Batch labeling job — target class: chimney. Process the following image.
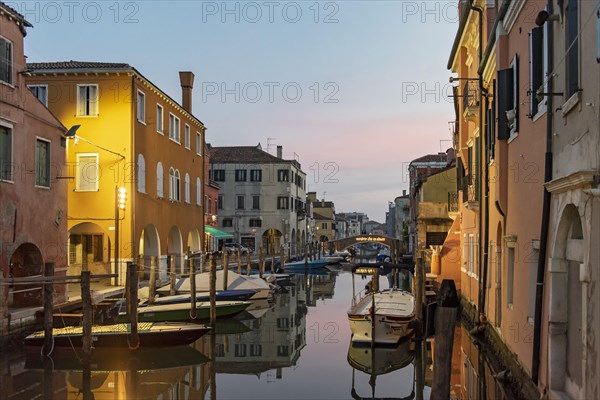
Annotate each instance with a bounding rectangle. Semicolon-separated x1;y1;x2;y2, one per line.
179;71;195;113
277;145;283;159
403;190;407;196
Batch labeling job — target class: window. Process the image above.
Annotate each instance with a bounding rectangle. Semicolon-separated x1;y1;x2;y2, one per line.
497;56;519;140
213;169;225;181
223;218;233;227
249;219;262;227
137;154;146;193
208;198;212;214
295;173;303;187
169;113;180;143
565;0;579;98
234;344;247;357
69;234;103;265
250;344;262;357
156;162;164;198
218;195;223;210
277;196;289;209
35;138;50;188
0;36;13;84
196;178;202;206
184;124;190;149
156;104;164;134
250;169;262;181
76;153;99;191
235;169;247;182
507;246;515;307
468;234;475;276
77;84;99;116
529;27;546;117
184;173;190;204
277;169;289;182
169;168;180;201
322;222;328;229
237;195;245;210
252;195;260;210
0;124;13;181
28;85;48;106
137;90;146;123
196;132;201;155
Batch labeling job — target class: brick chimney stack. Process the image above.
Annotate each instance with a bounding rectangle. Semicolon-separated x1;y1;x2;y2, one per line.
179;71;195;113
277;145;283;158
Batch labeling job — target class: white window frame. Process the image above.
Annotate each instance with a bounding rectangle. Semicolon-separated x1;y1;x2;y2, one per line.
35;137;51;189
28;84;49;107
76;84;99;117
196;177;201;206
156;162;164;198
0;35;13;85
75;153;99;192
0;121;14;182
169;167;180;201
169;113;180;143
137;90;146;124
184;124;191;149
196;132;202;155
184;173;190;204
156;104;164;134
137;154;146;193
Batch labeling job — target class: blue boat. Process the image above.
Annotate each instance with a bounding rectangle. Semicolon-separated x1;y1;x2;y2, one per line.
280;258;329;271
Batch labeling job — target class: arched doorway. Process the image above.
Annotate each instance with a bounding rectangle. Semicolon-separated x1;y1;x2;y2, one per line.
263;229;282;255
548;204;584;398
139;224;160;280
168;226;183;273
8;243;44;308
69;223;109;276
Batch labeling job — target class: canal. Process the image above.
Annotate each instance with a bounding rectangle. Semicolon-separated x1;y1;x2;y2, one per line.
1;268;511;399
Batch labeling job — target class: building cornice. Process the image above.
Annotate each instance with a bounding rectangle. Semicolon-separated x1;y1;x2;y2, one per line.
502;0;525;35
545;171;597;194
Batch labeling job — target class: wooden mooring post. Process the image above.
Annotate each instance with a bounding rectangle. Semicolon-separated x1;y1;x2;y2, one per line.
430;280;459;400
127;262;139;349
190;256;197;319
81;270;92;358
169;255;176;296
148;256;157;304
237;249;242;275
223;246;229;291
270;251;275;274
259;248;265;279
246;251;251;276
414;252;425;337
280;245;285;270
43;262;54;356
209;255;217;326
304;244;308;269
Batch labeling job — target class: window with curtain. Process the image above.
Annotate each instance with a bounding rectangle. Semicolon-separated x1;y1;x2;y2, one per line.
77;84;99;116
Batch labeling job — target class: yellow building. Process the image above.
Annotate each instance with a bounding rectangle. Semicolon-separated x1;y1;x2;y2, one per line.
25;62;206;286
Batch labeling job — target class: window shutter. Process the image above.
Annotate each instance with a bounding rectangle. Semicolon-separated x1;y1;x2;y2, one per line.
497;68;512;140
513;55;519;133
529;28;544;117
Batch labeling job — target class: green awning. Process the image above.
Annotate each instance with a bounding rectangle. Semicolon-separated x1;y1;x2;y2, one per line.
205;226;234;239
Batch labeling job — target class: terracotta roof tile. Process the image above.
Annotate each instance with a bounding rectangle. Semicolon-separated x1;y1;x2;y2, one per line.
26;61;131;72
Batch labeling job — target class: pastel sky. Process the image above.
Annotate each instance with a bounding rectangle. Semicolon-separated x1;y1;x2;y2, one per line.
18;0;458;222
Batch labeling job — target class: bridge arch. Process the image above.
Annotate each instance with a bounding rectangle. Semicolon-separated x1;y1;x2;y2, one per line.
328;234;403;255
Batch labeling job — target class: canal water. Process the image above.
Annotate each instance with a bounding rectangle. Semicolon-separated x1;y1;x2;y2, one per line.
1;268;504;399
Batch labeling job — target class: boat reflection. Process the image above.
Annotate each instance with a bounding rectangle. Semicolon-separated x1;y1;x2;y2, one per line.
348;339;417;400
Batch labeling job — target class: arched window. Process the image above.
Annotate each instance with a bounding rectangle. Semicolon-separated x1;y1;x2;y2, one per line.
156;162;163;198
184;173;190;204
137;154;146;193
196;178;202;206
169;167;176;201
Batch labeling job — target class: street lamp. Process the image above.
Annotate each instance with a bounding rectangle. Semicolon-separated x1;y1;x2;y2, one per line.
115;186;126;283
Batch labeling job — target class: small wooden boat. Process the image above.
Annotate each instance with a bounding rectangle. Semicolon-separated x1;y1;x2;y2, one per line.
281;258;329;271
144;290;257;305
348;289;415;345
116;300;251;323
23;322;210;352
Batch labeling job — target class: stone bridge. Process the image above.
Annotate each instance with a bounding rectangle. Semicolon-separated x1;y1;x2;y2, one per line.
327;235;404;261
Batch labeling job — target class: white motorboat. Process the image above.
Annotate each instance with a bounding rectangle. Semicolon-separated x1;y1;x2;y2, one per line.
347;289;415;345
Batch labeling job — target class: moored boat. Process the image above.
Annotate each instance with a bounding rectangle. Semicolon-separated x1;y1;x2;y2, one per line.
280;258;329;271
116;300;251;323
23;322;210;352
143;290;257;306
348;289;415;345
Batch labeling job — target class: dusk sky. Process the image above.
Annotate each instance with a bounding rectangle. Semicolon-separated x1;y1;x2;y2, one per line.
18;0;458;222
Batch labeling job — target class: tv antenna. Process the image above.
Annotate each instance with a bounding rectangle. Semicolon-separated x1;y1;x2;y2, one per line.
267;137;276;154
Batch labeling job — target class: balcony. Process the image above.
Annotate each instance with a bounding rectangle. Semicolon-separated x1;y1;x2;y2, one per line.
462;81;480;122
447;191;459;220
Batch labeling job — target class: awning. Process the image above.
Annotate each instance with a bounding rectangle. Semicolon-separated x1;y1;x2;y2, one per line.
205;226;234;239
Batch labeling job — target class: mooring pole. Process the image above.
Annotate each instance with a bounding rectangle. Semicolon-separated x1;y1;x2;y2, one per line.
43;262;54;355
127;262;139;349
223;246;229;291
209;255;217;326
430;280;459;400
81;270;92;358
190;255;197;319
237;249;242;274
169;255;176;296
246;251;251;276
148;256;157;304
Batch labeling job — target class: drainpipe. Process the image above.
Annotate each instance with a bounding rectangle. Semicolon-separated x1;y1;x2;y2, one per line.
532;0;554;385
